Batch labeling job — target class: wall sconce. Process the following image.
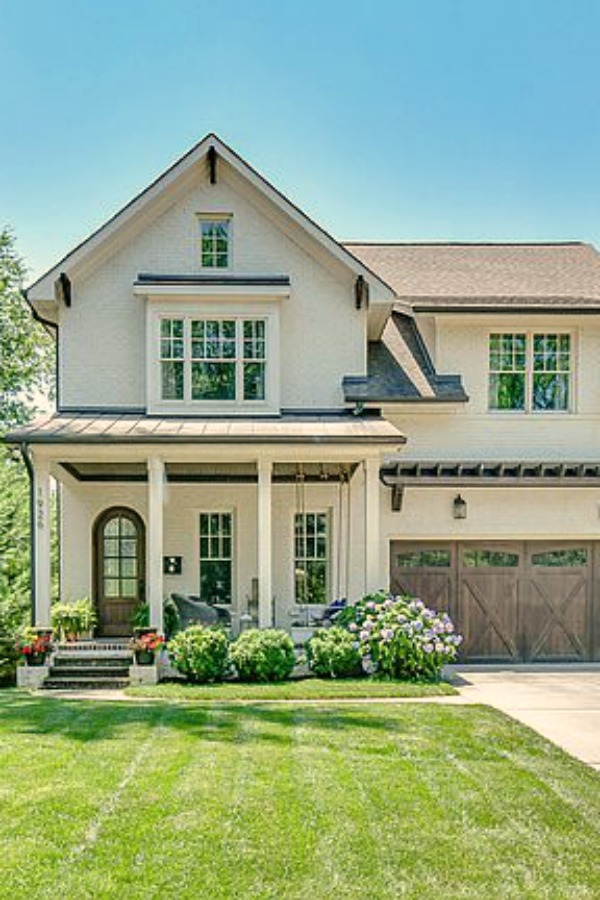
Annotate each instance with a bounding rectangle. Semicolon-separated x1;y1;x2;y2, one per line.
453;495;467;519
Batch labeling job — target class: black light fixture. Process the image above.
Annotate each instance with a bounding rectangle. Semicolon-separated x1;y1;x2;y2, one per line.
453;494;467;519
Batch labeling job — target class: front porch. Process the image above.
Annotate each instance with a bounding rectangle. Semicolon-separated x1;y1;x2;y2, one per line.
19;413;403;637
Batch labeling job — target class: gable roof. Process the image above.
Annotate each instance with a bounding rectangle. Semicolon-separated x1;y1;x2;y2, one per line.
27;134;395;303
344;242;600;310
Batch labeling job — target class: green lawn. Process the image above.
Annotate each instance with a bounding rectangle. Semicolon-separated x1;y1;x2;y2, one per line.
1;692;599;899
126;677;457;701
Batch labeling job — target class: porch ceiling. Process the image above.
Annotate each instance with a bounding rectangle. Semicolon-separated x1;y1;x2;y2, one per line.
60;461;360;483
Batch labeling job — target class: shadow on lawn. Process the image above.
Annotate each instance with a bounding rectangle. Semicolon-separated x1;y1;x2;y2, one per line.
0;691;464;747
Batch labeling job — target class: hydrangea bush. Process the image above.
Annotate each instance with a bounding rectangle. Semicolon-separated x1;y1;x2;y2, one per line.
342;592;462;681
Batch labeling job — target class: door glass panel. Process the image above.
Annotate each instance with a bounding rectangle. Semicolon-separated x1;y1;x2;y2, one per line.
396;550;451;568
101;514;140;599
463;549;519;567
531;549;588;567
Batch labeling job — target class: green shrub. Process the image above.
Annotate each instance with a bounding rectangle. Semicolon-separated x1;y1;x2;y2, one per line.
52;598;97;641
167;625;229;683
131;598;181;638
306;627;363;678
0;596;27;685
230;629;296;682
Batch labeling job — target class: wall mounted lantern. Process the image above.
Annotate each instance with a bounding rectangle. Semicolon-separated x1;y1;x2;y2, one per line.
453;495;467;519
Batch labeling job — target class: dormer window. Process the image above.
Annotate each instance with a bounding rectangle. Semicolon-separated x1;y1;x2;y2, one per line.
199;215;231;268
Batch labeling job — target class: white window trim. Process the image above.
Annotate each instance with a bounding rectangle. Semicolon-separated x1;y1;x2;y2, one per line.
198;508;236;606
197;213;233;271
147;299;281;415
291;507;333;608
487;328;577;415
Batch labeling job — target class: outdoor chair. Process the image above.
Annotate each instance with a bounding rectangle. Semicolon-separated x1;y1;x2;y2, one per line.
171;593;232;629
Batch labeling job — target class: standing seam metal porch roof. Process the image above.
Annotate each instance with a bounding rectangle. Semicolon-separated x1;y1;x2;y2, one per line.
5;413;405;445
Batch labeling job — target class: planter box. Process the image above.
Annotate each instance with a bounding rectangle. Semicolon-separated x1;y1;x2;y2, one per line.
17;663;51;689
129;664;159;686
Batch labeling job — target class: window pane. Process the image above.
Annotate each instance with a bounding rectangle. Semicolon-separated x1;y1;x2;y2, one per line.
105;518;119;537
532;549;588;567
533;373;569;411
200;219;230;268
396;550;451;568
104;558;119;577
489;373;525;410
120;517;136;536
104;578;120;597
104;537;119;558
463;550;519;567
121;579;138;598
200;560;232;604
121;539;137;558
243;362;265;400
162;361;184;400
121;557;137;578
191;362;235;400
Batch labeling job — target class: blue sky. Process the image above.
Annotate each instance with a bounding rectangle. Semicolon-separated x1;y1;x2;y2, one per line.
2;0;600;281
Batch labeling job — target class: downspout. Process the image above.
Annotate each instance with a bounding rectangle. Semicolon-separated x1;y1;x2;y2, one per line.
20;442;36;626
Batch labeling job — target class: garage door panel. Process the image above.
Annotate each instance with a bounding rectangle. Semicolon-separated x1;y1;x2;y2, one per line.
390;544;456;618
526;545;591;661
460;575;519;660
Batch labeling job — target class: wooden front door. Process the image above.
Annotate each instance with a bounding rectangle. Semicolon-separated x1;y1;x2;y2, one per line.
94;507;145;636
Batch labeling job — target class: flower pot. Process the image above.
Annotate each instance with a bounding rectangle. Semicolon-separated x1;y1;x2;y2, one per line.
26;653;47;667
135;650;155;666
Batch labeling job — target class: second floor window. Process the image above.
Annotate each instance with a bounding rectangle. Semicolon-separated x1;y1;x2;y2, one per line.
200;217;230;268
160;317;266;403
489;333;571;412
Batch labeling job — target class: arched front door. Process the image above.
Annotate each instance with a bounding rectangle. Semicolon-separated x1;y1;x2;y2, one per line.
94;507;145;636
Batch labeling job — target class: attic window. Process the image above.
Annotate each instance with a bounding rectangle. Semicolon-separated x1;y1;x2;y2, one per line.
199;216;231;268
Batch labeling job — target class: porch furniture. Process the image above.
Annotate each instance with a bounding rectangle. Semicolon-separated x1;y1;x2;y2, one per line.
308;598;348;628
171;594;232;629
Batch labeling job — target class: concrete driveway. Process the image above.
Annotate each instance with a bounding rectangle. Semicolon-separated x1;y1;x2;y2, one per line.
452;666;600;770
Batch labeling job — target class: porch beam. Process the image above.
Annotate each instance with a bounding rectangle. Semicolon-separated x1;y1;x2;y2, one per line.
33;456;52;627
257;459;273;628
364;456;382;594
147;456;165;634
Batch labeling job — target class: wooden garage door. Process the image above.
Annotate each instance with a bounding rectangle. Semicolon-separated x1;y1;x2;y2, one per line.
390;541;596;662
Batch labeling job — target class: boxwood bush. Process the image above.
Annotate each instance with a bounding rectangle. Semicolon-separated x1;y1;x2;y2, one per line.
167;625;229;683
230;628;296;682
306;627;363;678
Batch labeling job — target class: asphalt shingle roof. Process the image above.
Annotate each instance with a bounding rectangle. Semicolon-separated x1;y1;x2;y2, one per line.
343;242;600;308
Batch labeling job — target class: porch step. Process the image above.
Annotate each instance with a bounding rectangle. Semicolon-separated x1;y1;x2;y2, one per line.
43;676;130;690
41;641;135;690
52;654;133;666
50;665;131;678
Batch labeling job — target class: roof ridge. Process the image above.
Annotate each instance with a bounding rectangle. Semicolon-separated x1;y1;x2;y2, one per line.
343;241;587;247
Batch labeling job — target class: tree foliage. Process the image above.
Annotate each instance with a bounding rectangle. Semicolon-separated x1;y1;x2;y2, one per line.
0;229;55;678
0;228;53;430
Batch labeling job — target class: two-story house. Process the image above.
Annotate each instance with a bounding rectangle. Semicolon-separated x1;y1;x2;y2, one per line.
8;134;600;662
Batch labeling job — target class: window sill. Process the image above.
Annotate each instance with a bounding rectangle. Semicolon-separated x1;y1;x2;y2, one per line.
148;400;280;417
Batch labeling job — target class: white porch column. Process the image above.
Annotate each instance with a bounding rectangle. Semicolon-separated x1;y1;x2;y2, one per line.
257;459;273;628
147;456;165;634
33;457;52;627
364;456;382;594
